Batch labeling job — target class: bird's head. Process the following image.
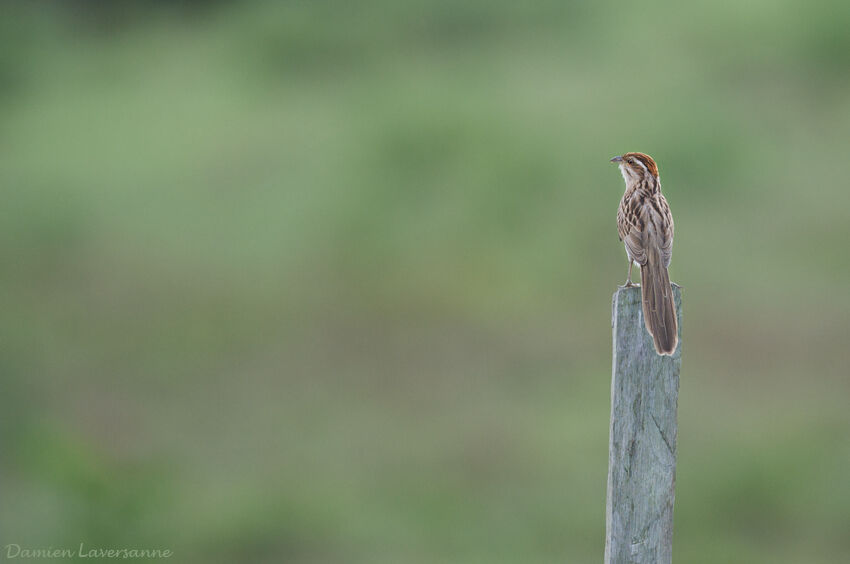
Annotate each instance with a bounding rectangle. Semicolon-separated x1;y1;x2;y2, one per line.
610;152;659;185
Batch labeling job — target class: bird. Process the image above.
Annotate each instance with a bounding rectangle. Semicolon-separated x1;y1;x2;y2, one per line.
610;152;678;356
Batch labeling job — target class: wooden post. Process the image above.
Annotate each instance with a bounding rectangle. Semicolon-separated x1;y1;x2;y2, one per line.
605;284;682;564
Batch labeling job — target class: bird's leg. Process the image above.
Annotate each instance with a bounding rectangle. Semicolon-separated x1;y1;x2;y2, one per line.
623;260;635;288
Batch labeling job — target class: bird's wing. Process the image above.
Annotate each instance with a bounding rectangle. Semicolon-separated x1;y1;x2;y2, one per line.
656;194;674;267
618;196;647;265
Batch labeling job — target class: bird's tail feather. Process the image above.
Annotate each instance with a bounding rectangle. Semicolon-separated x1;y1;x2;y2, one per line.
640;247;678;355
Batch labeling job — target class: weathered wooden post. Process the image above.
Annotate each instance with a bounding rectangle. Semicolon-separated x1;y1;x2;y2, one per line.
605;284;682;564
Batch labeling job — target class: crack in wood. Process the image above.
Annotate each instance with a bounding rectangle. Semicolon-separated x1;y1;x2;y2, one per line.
651;413;675;458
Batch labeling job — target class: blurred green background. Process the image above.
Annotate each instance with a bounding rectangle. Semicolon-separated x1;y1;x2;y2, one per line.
1;1;849;562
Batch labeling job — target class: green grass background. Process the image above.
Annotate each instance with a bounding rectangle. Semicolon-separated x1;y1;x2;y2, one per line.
1;1;849;562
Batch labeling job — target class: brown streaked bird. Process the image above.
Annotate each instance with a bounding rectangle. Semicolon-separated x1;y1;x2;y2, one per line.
610;152;678;356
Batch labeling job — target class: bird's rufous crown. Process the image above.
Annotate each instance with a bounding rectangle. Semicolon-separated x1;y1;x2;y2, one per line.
621;152;659;178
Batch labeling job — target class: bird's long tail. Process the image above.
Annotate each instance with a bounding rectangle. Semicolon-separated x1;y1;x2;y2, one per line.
640;246;678;355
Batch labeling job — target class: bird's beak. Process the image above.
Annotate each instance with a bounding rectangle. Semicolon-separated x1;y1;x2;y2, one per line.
610;155;623;163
